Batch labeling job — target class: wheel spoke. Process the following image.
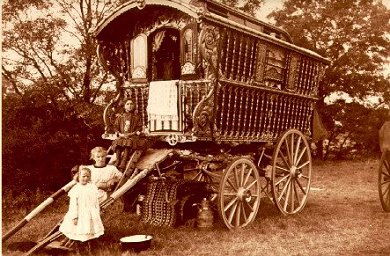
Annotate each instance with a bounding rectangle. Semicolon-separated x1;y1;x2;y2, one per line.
295;178;308;195
193;171;202;181
382;183;390;196
243;199;254;213
226;177;238;192
224;196;238;212
293;180;300;206
284;139;293;164
275;173;290;186
283;181;291;211
245;179;258;190
293;136;302;165
227;200;238;223
297;160;310;170
240;164;246;187
276;164;290;174
234;166;240;188
384;159;390;171
290;133;295;162
278;176;292;201
241;202;249;223
243;167;253;187
296;147;307;167
224;192;238;196
290;179;295;212
235;201;242;227
279;150;291;169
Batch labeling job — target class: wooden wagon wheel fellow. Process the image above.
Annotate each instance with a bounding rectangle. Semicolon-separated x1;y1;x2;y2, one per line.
218;158;261;229
378;149;390;212
271;129;312;215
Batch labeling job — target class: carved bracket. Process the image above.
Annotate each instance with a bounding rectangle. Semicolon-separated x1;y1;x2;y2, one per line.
199;23;220;81
192;88;215;138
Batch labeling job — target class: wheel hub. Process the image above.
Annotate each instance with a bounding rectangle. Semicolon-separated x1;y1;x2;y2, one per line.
237;187;252;202
290;165;302;178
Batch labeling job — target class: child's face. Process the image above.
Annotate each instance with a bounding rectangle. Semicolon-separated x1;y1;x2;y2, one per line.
124;100;135;112
93;152;106;167
79;170;91;185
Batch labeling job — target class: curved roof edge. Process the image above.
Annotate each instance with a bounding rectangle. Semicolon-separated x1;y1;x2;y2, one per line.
93;0;200;37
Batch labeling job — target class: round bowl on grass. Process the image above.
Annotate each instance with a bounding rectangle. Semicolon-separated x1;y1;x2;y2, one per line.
120;235;153;252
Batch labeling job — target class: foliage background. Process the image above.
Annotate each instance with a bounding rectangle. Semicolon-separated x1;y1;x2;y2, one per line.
2;0;390;194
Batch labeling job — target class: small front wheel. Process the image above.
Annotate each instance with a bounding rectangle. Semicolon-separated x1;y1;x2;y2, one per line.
218;158;261;229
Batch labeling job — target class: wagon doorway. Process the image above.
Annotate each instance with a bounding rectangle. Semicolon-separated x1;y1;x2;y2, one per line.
150;28;181;81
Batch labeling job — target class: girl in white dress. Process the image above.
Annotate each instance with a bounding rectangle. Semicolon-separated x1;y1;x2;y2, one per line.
59;167;104;242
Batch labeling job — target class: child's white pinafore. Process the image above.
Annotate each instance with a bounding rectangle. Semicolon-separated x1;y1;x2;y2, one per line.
59;183;104;241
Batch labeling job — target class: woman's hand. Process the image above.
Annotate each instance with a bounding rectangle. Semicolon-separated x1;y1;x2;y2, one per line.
73;218;78;225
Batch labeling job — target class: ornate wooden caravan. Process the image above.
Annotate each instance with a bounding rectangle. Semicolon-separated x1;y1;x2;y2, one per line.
93;0;329;229
95;0;328;145
2;2;330;250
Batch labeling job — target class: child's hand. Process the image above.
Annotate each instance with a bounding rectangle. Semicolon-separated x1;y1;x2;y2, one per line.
107;180;116;190
73;218;78;225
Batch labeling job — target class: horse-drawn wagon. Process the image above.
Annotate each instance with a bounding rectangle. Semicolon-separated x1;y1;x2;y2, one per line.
94;0;329;227
3;0;330;253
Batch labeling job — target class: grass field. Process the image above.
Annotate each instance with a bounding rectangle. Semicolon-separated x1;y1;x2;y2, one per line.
2;159;390;256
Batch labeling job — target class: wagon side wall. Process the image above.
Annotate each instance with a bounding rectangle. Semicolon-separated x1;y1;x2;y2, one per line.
195;21;326;143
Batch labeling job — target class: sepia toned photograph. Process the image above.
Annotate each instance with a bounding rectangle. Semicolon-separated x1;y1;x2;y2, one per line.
2;0;390;255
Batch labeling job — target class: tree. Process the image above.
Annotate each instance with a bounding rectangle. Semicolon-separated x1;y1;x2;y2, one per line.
2;0;127;192
269;0;390;159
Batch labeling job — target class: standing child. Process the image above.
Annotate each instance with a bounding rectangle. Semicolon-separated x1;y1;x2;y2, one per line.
88;146;123;203
59;167;104;244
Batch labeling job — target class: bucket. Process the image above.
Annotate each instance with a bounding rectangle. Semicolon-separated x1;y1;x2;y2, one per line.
120;235;153;252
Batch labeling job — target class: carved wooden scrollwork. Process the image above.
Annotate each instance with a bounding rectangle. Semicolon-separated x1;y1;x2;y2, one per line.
103;93;122;134
286;52;300;92
199;23;220;80
192;88;215;138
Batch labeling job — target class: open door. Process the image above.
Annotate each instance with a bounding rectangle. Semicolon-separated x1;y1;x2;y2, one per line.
149;28;180;81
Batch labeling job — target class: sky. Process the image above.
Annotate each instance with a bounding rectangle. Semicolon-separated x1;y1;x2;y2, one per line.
256;0;284;22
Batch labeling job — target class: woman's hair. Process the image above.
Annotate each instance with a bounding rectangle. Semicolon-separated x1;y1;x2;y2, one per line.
90;146;107;160
121;97;133;106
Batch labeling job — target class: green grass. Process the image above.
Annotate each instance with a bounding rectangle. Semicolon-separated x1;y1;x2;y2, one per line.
2;159;390;256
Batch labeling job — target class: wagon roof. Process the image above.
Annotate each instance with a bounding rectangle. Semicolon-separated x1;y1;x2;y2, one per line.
93;0;329;64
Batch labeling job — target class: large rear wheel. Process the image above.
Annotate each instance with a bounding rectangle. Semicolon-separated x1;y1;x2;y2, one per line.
218;158;261;229
378;149;390;212
271;129;312;215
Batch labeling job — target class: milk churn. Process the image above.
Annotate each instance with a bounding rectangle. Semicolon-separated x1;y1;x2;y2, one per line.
197;198;213;229
136;195;145;216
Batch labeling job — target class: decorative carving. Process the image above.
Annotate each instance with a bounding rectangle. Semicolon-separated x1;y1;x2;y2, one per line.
192;88;215;138
136;0;146;9
286;52;299;92
103;93;122;135
255;44;266;82
181;62;195;75
132;66;146;78
199;24;220;80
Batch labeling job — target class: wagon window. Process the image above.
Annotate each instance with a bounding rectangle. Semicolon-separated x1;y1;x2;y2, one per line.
131;34;147;79
184;29;193;62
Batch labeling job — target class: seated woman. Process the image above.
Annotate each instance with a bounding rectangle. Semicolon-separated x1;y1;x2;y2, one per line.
112;98;144;171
